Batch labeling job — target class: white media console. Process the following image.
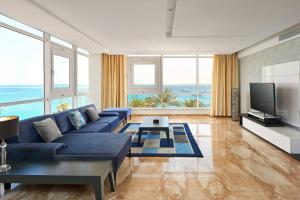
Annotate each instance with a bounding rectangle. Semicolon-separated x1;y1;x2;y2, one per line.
240;115;300;155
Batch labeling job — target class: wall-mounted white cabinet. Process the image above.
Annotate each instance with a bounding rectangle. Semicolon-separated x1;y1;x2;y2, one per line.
262;61;300;127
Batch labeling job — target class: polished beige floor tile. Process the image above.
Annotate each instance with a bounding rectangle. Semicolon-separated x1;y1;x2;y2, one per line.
2;115;300;200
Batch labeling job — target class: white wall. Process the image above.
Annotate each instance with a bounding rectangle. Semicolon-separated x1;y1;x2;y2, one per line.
262;61;300;127
238;36;300;116
89;53;101;110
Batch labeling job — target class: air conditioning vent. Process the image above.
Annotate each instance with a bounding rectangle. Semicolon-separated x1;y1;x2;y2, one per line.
279;24;300;41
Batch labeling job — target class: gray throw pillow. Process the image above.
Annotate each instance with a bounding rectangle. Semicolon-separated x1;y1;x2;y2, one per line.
86;107;100;122
33;118;63;143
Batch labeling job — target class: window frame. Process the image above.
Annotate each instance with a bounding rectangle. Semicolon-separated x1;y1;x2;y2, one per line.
76;51;89;96
0;18;46;118
127;55;213;110
127;57;161;94
50;44;74;98
0;14;91;119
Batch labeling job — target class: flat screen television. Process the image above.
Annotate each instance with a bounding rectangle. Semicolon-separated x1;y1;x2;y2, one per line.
250;83;276;116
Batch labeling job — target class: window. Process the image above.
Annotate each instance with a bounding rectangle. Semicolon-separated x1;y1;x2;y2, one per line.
128;57;160;94
77;54;89;94
127;56;213;109
133;64;156;86
0;26;44;103
76;49;89;107
50;46;74;97
163;58;197;108
53;55;70;88
128;93;159;108
198;58;213;108
77;48;89;55
51;97;73;113
0;14;91;120
0;14;43;37
50;36;72;49
0;102;44;120
77;95;89;107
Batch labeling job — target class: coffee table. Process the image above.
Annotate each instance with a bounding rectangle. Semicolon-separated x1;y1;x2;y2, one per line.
137;116;170;145
0;160;115;200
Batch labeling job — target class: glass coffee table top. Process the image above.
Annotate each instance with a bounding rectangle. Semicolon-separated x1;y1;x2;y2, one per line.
140;116;169;128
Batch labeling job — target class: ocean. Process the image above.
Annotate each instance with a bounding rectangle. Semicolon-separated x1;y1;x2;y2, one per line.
128;84;211;108
0;85;88;120
0;84;211;119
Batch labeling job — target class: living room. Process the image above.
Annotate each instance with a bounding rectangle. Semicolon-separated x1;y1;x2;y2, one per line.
0;0;300;200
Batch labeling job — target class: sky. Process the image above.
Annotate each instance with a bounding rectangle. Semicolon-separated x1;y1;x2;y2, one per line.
133;57;213;86
0;25;89;86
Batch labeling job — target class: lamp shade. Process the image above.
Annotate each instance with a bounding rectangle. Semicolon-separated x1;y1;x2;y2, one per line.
0;116;19;139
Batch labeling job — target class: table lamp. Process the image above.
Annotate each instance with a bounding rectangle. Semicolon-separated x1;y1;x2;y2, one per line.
0;116;19;172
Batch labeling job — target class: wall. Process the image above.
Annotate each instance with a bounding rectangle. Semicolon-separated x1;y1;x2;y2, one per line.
239;37;300;114
89;53;101;110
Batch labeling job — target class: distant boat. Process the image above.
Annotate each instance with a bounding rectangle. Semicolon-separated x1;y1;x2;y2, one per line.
181;88;190;93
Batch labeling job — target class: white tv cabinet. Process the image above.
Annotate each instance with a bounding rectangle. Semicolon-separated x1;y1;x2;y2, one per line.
240;115;300;155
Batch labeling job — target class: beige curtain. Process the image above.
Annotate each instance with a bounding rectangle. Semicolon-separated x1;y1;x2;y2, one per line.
101;53;127;109
210;53;238;116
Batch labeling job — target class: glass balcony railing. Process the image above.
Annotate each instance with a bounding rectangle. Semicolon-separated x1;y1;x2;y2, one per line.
128;84;211;109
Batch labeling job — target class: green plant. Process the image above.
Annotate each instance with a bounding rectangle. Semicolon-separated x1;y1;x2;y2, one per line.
184;99;197;107
157;88;179;107
130;97;146;107
144;96;159;107
198;100;205;107
57;102;69;112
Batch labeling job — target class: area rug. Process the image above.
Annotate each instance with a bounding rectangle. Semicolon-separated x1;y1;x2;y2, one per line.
119;123;203;157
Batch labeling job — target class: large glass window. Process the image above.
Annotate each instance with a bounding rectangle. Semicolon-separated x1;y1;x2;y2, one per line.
0;26;44;103
0;14;91;120
198;58;213;108
163;58;197;108
127;56;213;109
0;14;43;37
53;55;70;88
77;95;89;107
128;93;159;108
50;36;72;49
51;97;73;113
133;64;156;86
0;102;44;120
77;54;89;93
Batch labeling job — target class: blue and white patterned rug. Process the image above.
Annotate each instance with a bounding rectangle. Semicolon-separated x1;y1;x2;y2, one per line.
119;123;203;157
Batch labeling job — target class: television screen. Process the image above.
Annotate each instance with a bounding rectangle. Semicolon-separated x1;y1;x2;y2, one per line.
250;83;276;116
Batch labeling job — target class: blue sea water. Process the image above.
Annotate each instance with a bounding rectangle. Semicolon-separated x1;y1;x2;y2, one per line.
0;84;211;120
128;84;212;108
0;85;89;120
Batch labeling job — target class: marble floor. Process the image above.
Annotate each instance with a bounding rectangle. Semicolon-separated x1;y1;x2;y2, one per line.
2;115;300;200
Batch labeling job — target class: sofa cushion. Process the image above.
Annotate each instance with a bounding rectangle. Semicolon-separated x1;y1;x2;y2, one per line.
53;132;132;172
66;122;109;133
33;118;63;143
53;109;75;133
97;116;120;131
68;110;86;130
78;104;97;122
18;115;57;143
85;107;100;122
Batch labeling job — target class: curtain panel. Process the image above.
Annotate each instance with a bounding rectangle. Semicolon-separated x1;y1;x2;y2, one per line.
210;53;238;116
101;53;127;109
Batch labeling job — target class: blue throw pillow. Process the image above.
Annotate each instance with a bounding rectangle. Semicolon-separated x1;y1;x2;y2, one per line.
68;110;86;130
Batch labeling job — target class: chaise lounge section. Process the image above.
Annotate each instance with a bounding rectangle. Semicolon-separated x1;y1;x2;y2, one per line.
7;104;132;176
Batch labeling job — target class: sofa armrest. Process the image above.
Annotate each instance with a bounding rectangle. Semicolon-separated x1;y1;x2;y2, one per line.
7;143;65;161
99;111;119;117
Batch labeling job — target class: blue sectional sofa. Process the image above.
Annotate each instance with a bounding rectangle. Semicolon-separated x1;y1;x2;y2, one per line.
7;104;132;176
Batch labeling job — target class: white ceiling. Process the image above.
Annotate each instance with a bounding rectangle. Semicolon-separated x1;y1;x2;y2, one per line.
0;0;300;54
